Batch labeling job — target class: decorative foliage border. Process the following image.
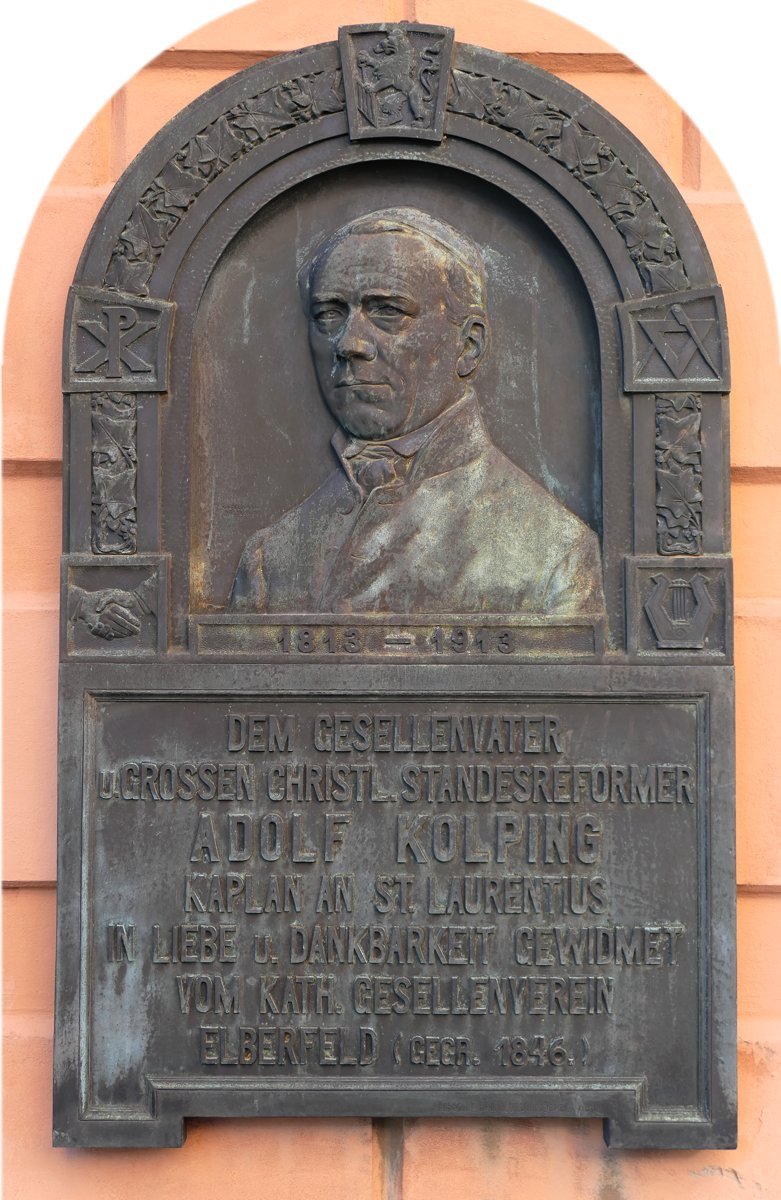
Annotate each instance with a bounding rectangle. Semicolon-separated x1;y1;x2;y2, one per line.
655;391;702;554
104;70;346;295
447;69;689;295
91;392;137;553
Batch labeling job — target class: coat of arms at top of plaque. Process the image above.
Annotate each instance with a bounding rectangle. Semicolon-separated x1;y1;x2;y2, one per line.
339;23;454;141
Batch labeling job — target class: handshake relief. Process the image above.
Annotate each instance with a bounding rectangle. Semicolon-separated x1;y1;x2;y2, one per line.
69;577;156;640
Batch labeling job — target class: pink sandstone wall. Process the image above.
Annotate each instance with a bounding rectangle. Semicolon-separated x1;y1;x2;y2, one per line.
4;2;780;1195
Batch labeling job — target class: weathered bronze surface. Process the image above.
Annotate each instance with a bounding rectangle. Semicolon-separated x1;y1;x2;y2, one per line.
228;207;605;616
55;23;736;1149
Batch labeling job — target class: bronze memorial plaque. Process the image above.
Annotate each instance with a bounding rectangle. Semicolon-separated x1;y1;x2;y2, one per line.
55;24;736;1149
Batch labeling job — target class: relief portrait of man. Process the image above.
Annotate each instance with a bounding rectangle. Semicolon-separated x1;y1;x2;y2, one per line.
229;207;605;617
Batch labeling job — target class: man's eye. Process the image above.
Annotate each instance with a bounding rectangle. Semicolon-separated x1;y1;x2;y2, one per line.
313;307;344;328
370;302;409;319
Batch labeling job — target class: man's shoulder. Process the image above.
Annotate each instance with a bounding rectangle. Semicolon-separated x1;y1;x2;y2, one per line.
476;443;604;612
240;467;353;553
230;467;354;610
473;442;598;548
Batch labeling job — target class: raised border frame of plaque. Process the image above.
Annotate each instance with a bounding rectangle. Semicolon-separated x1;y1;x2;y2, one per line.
55;24;736;1149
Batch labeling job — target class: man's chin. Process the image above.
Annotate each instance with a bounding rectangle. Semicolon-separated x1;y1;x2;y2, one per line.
330;395;406;440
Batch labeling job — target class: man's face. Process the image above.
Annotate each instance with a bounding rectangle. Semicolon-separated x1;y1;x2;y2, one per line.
308;230;471;440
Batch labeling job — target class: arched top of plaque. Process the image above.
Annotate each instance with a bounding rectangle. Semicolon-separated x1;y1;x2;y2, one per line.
71;27;719;303
62;23;731;663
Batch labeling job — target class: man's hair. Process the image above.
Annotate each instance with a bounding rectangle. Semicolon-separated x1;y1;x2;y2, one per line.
299;207;488;326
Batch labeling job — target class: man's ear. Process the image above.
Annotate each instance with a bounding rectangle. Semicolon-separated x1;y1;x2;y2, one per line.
456;316;488;378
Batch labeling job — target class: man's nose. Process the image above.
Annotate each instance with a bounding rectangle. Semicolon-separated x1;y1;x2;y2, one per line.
335;310;376;360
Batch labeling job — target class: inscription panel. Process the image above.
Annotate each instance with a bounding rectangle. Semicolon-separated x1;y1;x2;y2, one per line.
77;692;704;1129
